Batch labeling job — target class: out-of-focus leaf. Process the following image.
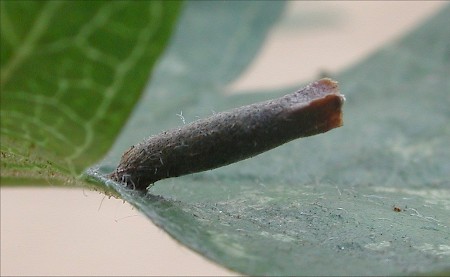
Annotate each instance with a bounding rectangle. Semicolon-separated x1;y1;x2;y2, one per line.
90;3;450;276
0;1;181;184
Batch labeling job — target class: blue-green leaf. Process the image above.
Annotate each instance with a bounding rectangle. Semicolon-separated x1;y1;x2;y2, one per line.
90;3;450;275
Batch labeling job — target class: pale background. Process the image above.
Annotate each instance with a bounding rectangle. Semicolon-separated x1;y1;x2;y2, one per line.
1;2;447;276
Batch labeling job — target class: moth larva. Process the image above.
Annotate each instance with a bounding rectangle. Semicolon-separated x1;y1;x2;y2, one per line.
110;78;345;191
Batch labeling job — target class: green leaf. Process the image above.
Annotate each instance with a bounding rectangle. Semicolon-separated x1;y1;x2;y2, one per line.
0;1;181;183
90;3;450;276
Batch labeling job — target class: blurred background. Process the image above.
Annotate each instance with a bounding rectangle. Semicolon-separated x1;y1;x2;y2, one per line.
1;1;446;276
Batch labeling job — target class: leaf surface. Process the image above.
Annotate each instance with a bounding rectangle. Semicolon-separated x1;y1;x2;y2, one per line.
1;1;181;183
91;3;450;276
